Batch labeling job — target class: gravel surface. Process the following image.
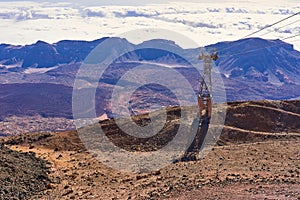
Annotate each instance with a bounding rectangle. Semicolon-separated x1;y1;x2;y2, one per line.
0;144;51;200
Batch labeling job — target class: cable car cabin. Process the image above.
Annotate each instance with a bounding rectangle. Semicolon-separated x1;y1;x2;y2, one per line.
211;52;218;61
198;93;212;119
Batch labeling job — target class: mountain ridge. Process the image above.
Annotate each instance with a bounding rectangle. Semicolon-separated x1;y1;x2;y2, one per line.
0;37;299;120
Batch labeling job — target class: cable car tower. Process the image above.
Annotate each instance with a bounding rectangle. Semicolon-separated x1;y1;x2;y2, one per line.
179;48;218;162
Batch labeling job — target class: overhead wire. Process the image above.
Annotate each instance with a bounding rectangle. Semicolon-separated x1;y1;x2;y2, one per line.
259;19;300;37
218;33;300;58
282;33;300;40
215;11;300;53
241;11;300;39
289;38;300;43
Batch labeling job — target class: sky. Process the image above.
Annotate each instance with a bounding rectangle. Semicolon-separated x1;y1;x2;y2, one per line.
0;0;299;50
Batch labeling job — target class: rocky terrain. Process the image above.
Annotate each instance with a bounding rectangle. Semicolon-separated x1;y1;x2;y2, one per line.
0;144;51;200
0;100;299;199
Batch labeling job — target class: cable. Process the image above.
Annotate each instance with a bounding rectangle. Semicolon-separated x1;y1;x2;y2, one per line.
241;11;300;39
282;33;300;40
288;39;300;43
260;19;300;37
218;33;300;58
216;11;300;53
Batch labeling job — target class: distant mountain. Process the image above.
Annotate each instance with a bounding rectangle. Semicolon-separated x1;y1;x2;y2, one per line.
0;37;299;119
0;37;299;84
0;38;108;68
